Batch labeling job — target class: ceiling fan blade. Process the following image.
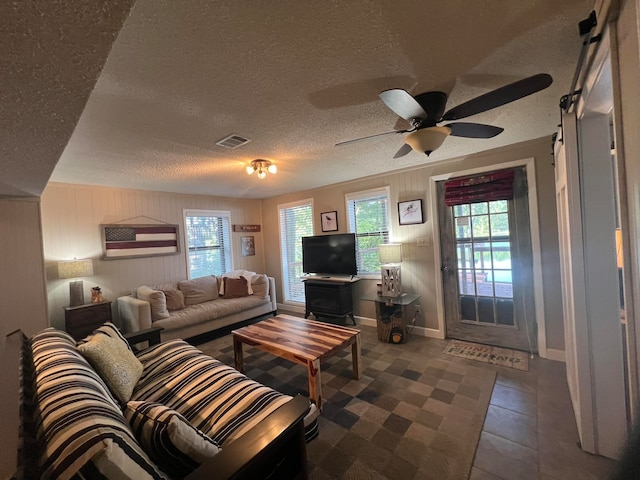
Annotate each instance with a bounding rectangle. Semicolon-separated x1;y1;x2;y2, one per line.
442;73;553;121
335;129;408;147
379;89;427;121
393;143;413;158
445;122;504;138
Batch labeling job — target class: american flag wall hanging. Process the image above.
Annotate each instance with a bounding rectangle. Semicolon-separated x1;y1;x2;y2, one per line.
102;224;180;259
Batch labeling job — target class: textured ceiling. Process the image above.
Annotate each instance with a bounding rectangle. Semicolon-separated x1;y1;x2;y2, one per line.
4;1;593;199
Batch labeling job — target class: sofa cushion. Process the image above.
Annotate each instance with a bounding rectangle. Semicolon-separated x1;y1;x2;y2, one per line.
162;288;185;311
30;328;167;479
132;340;319;446
178;275;219;306
137;286;170;320
125;401;221;478
78;331;144;404
251;273;270;299
222;276;250;298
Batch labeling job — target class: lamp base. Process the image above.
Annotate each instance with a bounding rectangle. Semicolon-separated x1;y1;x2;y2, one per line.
69;280;85;306
381;264;401;297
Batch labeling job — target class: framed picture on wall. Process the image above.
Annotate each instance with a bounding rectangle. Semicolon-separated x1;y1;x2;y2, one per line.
321;211;338;232
398;199;424;225
241;236;255;256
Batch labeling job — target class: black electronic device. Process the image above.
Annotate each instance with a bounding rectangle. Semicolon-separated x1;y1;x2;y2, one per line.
302;233;357;276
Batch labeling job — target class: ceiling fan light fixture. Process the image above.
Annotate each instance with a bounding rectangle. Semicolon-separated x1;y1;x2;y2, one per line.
405;126;451;156
247;159;276;179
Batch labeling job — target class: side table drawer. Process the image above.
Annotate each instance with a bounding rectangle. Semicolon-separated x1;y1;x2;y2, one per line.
64;301;113;341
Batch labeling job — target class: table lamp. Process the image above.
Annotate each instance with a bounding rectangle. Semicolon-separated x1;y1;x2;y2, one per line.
58;259;94;306
379;243;402;297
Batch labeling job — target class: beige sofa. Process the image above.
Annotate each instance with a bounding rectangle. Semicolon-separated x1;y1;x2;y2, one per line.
117;273;277;341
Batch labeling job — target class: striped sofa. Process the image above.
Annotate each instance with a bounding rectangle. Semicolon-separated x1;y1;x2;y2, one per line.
14;325;318;479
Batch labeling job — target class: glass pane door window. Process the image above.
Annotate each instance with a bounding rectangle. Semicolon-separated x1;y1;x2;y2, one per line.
454;200;514;326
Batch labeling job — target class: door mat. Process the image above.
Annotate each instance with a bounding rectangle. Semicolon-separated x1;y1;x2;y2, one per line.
444;339;529;371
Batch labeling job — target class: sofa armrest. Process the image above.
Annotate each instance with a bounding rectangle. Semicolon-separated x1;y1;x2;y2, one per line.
267;276;277;312
185;395;309;480
117;295;152;333
124;327;164;348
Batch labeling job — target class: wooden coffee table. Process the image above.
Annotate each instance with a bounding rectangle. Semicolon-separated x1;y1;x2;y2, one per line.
232;314;361;410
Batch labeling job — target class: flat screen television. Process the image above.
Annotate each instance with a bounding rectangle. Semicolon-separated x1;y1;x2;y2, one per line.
302;233;357;276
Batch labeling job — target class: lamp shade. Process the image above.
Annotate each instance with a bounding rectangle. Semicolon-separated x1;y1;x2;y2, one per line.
58;259;94;279
379;243;402;264
404;126;451;155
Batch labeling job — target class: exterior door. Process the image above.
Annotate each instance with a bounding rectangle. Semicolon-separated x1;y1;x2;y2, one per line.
437;167;537;352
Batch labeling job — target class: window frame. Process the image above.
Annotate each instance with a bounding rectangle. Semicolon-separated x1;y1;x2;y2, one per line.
183;209;233;279
345;186;391;279
278;198;314;304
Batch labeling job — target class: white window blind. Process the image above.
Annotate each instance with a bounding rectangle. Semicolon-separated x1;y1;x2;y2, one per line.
278;199;313;303
184;210;232;279
346;187;390;275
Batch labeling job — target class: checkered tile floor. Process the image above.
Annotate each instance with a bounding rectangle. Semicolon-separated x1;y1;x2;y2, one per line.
197;320;496;479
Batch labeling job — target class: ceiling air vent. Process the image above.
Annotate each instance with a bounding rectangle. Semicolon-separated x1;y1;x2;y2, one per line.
215;134;251;149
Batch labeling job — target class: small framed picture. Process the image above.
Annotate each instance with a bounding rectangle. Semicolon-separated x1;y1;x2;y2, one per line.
241;236;255;256
321;211;338;232
398;199;424;225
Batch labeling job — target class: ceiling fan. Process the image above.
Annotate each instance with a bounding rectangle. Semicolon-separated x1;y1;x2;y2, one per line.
336;73;553;158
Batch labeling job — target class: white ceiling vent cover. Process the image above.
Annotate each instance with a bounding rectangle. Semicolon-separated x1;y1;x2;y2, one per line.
215;134;251;149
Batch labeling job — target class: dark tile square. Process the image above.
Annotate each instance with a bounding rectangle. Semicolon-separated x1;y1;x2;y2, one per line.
329;390;354;408
431;388;455;404
373;393;400;411
357;388;380;404
384;412;412;435
372;427;403;452
401;368;422;381
332;408;360;429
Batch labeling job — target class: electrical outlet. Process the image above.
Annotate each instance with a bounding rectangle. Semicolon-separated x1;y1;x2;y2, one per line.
417;237;432;247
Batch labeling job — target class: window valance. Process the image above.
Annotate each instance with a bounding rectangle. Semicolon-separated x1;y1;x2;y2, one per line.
444;169;515;206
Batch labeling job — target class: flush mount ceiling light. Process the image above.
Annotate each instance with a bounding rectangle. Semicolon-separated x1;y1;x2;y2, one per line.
246;159;277;179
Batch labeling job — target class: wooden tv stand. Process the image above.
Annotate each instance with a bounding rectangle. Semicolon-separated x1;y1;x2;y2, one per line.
303;277;358;325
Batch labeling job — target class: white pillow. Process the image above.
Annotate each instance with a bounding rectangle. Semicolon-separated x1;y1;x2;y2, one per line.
219;270;255;295
137;286;170;321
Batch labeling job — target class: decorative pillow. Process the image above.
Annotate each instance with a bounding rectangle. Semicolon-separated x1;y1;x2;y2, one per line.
125;401;221;478
78;332;144;404
162;288;185;311
178;275;219;306
223;276;250;298
251;273;269;299
77;321;135;353
137;286;170;321
219;270;255;295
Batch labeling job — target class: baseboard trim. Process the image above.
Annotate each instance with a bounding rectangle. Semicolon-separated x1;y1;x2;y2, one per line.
544;348;566;362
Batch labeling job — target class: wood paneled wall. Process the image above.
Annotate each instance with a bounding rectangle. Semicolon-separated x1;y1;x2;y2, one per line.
0;197;48;339
261;137;566;351
41;183;264;329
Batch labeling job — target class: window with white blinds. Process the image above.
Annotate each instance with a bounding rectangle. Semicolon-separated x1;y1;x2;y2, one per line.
278;199;313;303
346;187;390;276
183;209;232;279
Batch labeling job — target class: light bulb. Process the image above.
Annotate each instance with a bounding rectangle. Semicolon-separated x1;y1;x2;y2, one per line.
246;166;254;175
257;170;266;179
267;164;277;174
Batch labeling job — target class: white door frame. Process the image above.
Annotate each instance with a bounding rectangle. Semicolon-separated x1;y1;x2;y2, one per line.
429;157;548;357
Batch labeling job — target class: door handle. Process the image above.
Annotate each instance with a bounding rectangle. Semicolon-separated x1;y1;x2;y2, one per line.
441;265;452;273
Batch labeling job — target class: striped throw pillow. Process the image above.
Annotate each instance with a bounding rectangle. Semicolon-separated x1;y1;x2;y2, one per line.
125;401;221;478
